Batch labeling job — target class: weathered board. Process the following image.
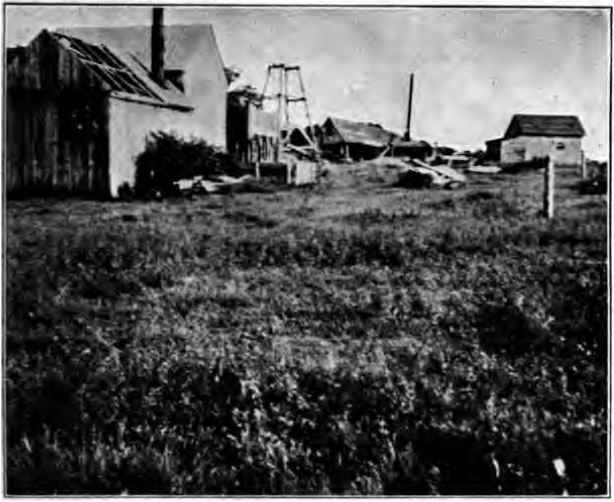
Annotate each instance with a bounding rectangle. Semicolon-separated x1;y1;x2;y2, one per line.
6;30;110;197
227;99;279;165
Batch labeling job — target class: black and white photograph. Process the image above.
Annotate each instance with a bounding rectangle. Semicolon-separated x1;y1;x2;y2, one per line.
3;3;610;495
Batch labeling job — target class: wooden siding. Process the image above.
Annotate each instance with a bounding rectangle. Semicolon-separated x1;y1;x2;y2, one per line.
320;119;344;146
6;31;110;197
227;99;279;164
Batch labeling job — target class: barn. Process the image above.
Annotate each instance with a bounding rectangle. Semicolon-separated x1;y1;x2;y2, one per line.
491;114;585;166
6;8;227;198
319;117;397;161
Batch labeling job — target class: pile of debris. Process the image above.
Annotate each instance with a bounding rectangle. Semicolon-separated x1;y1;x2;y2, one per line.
467;165;502;174
168;142;323;197
397;158;467;189
369;155;468;189
172;173;271;195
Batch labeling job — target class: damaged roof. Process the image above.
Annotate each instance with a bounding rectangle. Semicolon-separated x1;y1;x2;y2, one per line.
49;24;221;110
325;117;398;147
56;24;218;73
504;114;585;138
51;31;165;102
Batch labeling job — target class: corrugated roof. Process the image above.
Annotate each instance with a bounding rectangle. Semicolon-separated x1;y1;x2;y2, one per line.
505;114;585;138
52;24;220;109
326;117;398;147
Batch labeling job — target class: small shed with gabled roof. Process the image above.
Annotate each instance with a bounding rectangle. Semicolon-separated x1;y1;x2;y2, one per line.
497;114;585;166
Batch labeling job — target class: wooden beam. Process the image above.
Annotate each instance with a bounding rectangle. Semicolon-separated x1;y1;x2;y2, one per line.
543;157;555;219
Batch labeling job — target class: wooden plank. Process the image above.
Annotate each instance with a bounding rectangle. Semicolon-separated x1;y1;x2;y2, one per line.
40;97;50;187
86;136;95;192
56;123;66;190
16;92;26;190
23;96;32;187
72;38;105;65
71;126;82;192
60;95;72;192
62;140;71;191
56;96;66;189
543;157;555;219
94;96;110;197
50;100;59;187
33;94;44;186
6;91;18;190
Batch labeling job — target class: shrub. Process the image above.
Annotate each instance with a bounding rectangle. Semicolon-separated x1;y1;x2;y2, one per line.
134;131;248;197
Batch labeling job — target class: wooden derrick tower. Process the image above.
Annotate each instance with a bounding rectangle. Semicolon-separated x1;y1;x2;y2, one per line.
260;63;317;150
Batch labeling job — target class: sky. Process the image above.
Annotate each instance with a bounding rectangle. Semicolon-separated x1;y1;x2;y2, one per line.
6;5;611;159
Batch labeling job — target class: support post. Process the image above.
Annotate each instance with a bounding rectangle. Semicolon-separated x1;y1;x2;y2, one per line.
543;157;555;219
580;150;586;180
404;72;414;141
255;162;260;180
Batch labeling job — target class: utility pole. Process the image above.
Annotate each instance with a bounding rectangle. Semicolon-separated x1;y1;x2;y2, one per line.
404;72;414;141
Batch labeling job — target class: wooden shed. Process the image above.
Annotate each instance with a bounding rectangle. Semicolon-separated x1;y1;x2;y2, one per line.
499;114;585;166
6;9;227;198
6;31;113;196
227;85;280;165
319;117;398;162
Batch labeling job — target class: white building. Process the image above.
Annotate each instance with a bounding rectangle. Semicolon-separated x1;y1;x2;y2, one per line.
490;114;585;166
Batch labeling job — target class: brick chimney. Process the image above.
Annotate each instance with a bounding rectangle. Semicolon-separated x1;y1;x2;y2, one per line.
151;7;165;85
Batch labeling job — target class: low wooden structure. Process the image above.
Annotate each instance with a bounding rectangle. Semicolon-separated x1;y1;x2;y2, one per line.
7;32;112;195
227;86;279;165
389;139;433;160
319;117;398;162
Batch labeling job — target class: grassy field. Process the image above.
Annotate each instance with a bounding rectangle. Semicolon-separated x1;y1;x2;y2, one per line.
6;163;608;494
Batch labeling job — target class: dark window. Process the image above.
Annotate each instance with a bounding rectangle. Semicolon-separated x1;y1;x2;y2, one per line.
556;142;565;150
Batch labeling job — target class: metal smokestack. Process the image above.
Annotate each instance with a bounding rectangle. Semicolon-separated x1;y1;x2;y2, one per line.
151;7;165;85
404;72;414;141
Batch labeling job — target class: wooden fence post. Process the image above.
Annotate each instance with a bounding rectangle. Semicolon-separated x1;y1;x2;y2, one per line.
287;161;295;186
543;157;554;219
580;150;587;180
255;162;260;180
